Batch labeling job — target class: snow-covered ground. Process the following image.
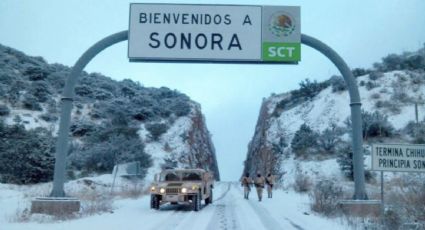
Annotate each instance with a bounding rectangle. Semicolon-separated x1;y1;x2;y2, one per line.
1;181;347;230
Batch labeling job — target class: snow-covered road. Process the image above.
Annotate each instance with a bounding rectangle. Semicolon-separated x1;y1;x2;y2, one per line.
2;182;345;230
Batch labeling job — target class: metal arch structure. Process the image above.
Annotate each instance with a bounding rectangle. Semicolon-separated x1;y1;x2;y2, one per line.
301;34;366;199
50;30;128;197
50;31;367;200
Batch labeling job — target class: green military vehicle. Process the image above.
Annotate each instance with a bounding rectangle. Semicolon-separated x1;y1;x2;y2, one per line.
149;168;214;211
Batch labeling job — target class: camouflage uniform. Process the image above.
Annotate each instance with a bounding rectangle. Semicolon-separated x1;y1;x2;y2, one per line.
240;176;252;199
266;174;275;198
254;175;265;201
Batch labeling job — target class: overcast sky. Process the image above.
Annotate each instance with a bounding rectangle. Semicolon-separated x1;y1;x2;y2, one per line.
1;0;424;181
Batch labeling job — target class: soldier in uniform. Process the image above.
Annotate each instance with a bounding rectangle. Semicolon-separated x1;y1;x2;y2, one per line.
254;173;265;201
266;173;275;198
240;172;252;199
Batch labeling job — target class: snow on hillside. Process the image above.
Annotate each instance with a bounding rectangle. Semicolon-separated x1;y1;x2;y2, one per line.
266;71;424;146
251;70;425;189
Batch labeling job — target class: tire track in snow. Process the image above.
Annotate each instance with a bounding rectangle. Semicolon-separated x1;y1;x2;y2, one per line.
206;182;239;230
213;182;231;202
284;217;305;230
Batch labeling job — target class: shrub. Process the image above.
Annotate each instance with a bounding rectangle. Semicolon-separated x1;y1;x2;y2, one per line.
337;143;375;182
296;78;322;99
22;94;42;111
352;68;370;77
365;81;378;90
291;123;318;157
317;125;343;155
30;81;51;102
408;122;425;144
170;100;191;117
0;123;55;184
24;66;48;81
146;122;168;141
293;166;312;193
39;113;58;122
384;209;402;230
329;75;346;92
361;110;395;139
310;180;343;216
0;105;10;116
369;71;384;81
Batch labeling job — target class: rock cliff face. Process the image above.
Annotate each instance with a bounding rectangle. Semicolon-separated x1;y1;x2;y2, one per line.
243;97;286;180
0;43;220;183
186;109;220;180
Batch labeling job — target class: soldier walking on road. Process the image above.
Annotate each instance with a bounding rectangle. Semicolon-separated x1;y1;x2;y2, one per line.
254;173;265;202
240;172;252;199
266;173;275;198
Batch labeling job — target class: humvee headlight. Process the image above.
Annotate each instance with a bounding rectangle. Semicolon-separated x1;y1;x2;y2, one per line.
150;186;156;192
192;185;198;190
160;188;166;194
181;188;188;193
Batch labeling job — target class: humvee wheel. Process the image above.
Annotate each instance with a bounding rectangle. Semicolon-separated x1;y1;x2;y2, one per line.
205;189;213;205
150;195;160;210
192;191;201;211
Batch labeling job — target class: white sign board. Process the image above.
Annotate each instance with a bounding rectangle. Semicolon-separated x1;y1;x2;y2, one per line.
128;4;300;63
371;143;425;172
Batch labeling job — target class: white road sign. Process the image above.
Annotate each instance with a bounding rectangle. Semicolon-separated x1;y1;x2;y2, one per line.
371;143;425;172
128;3;300;63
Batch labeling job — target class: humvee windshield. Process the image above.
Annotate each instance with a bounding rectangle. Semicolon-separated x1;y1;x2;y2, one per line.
159;171;202;181
162;172;180;181
182;172;201;181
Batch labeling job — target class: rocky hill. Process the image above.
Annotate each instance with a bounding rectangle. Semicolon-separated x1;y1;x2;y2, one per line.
0;44;220;184
243;47;425;185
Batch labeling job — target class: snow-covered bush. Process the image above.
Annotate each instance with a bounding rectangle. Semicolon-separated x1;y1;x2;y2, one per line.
24;66;49;81
352;68;370;77
22;94;42;111
291;123;318;158
0;122;54;184
291;78;326;99
0;104;10;116
293;165;312;193
368;71;384;81
329;75;346;92
29;81;51;103
146;122;168;141
384;209;402;230
317;125;343;155
336;143;375;182
365;81;378;90
362;110;394;139
309;180;343;216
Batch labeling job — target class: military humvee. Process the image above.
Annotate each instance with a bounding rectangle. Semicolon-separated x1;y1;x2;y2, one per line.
149;168;214;211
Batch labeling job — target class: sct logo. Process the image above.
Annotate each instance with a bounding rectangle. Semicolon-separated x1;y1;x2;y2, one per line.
262;43;300;62
268;46;295;58
268;12;296;38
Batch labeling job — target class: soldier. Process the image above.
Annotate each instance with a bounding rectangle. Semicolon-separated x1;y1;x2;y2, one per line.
266;173;275;198
240;172;252;199
254;173;265;201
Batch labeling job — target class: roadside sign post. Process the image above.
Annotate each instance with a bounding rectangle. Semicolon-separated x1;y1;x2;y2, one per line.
371;143;425;227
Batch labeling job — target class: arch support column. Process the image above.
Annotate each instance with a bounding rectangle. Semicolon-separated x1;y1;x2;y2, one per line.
50;30;128;197
301;34;367;199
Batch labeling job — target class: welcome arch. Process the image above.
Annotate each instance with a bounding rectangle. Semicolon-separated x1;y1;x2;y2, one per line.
50;30;367;200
